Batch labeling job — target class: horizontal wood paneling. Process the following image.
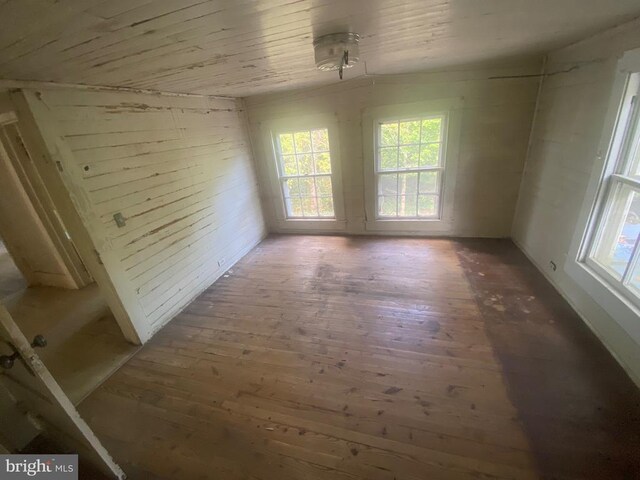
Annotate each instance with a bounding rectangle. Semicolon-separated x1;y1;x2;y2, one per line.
0;0;639;96
26;88;266;341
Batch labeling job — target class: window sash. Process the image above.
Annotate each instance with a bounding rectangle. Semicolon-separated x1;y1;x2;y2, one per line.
585;76;640;307
283;193;335;219
274;129;336;219
374;174;444;218
379;140;441;148
586;177;640;283
616;95;639;176
279;174;336;218
280;173;332;180
376;143;444;173
375;166;443;175
374;115;446;219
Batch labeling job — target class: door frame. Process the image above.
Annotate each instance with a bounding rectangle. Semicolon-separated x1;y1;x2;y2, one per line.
0;91;142;344
0;110;92;289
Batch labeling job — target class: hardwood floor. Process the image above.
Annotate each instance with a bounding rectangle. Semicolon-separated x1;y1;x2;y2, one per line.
79;235;640;480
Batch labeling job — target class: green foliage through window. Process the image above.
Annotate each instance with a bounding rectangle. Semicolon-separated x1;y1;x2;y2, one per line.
276;128;335;218
376;115;444;218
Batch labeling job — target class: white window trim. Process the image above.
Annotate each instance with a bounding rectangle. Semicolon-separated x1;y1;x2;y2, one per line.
362;98;462;234
259;113;346;233
566;47;640;346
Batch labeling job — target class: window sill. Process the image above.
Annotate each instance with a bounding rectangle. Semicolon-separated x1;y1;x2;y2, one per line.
274;218;347;233
365;217;452;234
375;217;441;222
284;217;338;221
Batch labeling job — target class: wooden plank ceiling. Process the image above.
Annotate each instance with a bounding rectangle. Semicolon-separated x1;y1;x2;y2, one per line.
1;0;639;97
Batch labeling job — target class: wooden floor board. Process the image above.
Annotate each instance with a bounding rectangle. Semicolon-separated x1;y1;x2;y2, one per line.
79;235;640;479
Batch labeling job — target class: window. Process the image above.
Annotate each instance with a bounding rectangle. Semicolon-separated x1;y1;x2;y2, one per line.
375;115;445;219
584;72;640;304
363;100;461;234
274;128;335;219
566;48;640;344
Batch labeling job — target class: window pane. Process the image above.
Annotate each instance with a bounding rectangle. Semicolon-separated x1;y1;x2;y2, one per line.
299;177;314;195
398;195;417;217
380;147;398;170
421;118;442;143
420;143;440;167
276;128;337;220
626;254;640;294
282;155;298;176
398;172;418;196
380;123;398;146
622;92;640;175
298;154;313;175
279;134;295;154
378;173;398;195
283;178;299;196
418;195;438;217
316;176;332;195
630;136;640;176
294;131;311;153
301;197;318;217
399;121;421;144
419;171;438;193
592;183;640;280
288;197;303;217
378;195;397;216
318;197;334;217
314;152;331;173
311;129;329;152
375;114;446;221
398;145;420;169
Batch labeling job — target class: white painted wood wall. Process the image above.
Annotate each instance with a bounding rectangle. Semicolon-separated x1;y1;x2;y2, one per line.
245;62;541;237
512;18;640;385
24;88;266;342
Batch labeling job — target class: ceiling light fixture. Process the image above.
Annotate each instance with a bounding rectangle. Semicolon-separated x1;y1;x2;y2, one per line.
313;32;360;80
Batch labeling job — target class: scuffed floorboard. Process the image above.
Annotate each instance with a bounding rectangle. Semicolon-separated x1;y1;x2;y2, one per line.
453;238;640;479
78;235;640;479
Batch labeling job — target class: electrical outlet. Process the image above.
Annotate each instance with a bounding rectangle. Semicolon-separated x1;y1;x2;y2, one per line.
218;258;226;267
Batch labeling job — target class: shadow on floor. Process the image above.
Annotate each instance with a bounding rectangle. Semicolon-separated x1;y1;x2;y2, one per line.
453;238;640;479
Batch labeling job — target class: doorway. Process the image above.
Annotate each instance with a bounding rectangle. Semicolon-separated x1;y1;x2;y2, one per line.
0;234;27;300
0;117;91;290
0;111;138;404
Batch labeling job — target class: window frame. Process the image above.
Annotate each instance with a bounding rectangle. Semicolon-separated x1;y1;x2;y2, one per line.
566;47;640;344
363;99;462;234
260;113;346;232
583;74;640;296
273;128;336;220
374;113;447;220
